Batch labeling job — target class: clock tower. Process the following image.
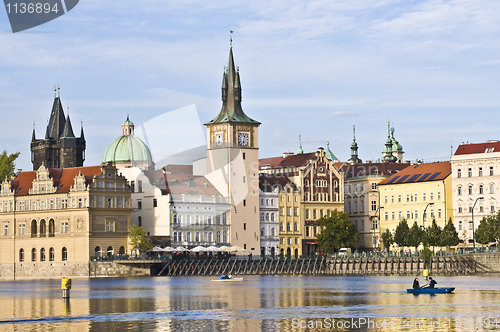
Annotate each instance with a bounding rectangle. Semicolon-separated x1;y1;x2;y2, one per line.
205;45;261;255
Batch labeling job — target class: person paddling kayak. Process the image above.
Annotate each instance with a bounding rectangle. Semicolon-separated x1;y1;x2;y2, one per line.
413;278;420;289
428;277;437;289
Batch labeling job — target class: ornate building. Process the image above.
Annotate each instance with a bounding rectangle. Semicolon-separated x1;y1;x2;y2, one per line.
204;46;261;255
0;163;132;279
382;122;404;163
31;89;86;170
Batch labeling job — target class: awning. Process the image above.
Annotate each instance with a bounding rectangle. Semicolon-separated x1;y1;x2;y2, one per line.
307;242;318;245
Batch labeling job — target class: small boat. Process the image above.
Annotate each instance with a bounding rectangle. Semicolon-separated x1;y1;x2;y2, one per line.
407;287;455;294
211;277;244;282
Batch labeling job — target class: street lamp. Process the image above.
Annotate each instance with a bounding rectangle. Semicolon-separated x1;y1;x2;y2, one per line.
371;206;384;250
472;196;484;252
422;203;435;229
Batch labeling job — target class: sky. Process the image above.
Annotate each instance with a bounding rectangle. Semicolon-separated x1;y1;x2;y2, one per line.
1;0;500;171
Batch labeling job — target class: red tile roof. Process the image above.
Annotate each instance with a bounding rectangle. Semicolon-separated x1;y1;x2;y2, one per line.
259;174;293;192
162;164;223;196
11;166;103;196
378;162;451;185
259;153;315;169
454;141;500;155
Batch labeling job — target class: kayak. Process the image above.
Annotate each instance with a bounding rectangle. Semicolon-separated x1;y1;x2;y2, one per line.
211;277;244;282
407;287;455;294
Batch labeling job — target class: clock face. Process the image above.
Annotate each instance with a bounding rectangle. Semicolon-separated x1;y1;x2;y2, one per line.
238;133;249;146
215;133;224;146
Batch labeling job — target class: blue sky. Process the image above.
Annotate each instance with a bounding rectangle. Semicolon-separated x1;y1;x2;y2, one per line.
1;0;500;170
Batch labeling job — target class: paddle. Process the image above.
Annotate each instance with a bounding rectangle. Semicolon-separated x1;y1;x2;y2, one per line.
409;284;429;293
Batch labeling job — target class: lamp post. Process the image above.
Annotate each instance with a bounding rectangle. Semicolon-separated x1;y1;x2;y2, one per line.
371;206;384;250
472;196;484;252
422;203;435;230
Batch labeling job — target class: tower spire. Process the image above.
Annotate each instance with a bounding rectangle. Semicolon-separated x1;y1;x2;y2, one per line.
347;122;361;163
297;133;304;154
31;122;36;142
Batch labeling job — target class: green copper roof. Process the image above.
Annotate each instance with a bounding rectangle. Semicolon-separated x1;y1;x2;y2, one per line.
326;143;339;162
297;135;304;154
103;135;153;164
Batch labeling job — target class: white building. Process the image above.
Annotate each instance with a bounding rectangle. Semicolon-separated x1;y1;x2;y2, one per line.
451;141;500;244
259;174;279;256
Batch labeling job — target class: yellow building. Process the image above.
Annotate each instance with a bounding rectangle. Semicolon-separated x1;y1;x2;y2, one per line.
260;146;344;257
377;162;453;248
0;163;133;279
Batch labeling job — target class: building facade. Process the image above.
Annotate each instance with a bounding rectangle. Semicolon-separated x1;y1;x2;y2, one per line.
0;163;132;279
259;174;279;256
377;162;453;249
31;90;86;170
451;141;500;244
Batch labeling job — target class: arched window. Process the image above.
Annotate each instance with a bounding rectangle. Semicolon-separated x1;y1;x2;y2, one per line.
119;246;125;255
287;223;291;232
173;214;177;224
178;215;183;224
178;232;182;242
195;215;200;224
95;246;101;257
208;232;213;243
49;219;55;237
19;248;24;262
458;186;462;195
138;216;142;227
266;213;269;221
280;223;284;231
223;230;228;243
479;185;484;194
469;185;473;195
216;231;221;242
271;228;275;236
173;232;178;242
50;247;54;261
222;212;227;224
261;228;265;236
271;199;274;206
40;219;46;236
186;232;191;242
266;199;269;206
195;232;200;242
32;248;37;261
261;213;265;221
106;246;113;258
294;223;298;232
491;184;495;194
62;247;68;261
31;220;37;237
186;215;191;225
40;248;46;261
208;216;212;224
271;213;275;221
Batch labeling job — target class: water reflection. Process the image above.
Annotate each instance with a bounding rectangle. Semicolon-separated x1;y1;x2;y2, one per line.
0;275;499;331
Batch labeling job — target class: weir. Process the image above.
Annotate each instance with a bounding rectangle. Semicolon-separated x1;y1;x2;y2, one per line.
147;255;488;276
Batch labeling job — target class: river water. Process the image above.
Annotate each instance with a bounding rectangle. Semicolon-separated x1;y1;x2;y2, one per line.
1;275;500;331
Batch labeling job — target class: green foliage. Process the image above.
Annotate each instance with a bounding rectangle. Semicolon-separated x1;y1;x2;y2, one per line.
0;151;20;182
440;218;460;247
422;245;433;268
394;219;410;247
408;221;424;249
381;228;394;249
316;209;358;252
129;224;153;251
475;212;500;245
425;219;442;248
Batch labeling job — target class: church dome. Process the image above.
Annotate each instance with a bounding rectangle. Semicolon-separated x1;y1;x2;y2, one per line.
103;115;154;169
103;135;153;164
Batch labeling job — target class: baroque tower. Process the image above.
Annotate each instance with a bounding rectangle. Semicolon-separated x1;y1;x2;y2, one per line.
204;44;261;255
31;88;86;170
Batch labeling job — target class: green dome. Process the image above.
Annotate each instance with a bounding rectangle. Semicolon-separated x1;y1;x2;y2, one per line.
123;118;134;126
103;135;153;164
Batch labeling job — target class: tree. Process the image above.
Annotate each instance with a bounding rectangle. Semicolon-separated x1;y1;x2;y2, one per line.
440;218;460;248
475;212;500;245
393;219;410;248
381;228;394;250
0;150;20;181
316;209;358;252
425;219;442;250
129;224;153;252
408;221;424;251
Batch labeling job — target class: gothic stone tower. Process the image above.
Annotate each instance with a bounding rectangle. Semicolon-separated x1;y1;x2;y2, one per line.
205;46;261;255
31;91;86;170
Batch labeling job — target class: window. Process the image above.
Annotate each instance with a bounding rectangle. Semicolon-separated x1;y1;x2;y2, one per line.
360;200;364;212
287;208;291;216
306;227;310;237
348;202;351;213
398;211;402;220
391;211;395;220
469;204;473;213
458;205;463;213
294;207;298;216
430;209;435;218
243;199;246;206
3;225;7;236
280;238;284;244
295;238;299;245
287;238;292;244
313;210;317;219
19;248;24;262
153;199;157;207
490;166;494;176
372;183;377;190
360;184;364;192
406;194;410;202
384;196;388;204
280;207;284;216
407;211;410;219
294;223;298;232
468;168;472;177
348;185;351;193
459;221;462;230
437;192;441;200
492;204;495;213
469;222;473;230
414;194;417;202
41;248;46;262
306;209;310;219
468;185;473;195
458;186;462;195
430;192;434;200
391;195;394;203
354;184;357;192
371;201;377;211
243;223;246;230
61;222;68;233
286;223;291;232
280;223;284;231
261;213;265;221
480;204;484;212
491;184;495;194
414;210;418;219
398;195;401;203
479;167;483;176
384;212;388;221
423;193;426;201
243;176;246;183
105;220;115;232
437;209;442;218
62;247;67;261
50;247;54;261
457;169;461;178
32;248;37;261
354;201;358;213
137;201;142;209
479;185;484;194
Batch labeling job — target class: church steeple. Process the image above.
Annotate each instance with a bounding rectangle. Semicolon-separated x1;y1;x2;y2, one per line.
61;106;75;138
382;120;397;163
297;134;304;154
31;122;36;142
80;121;85;140
347;123;362;164
205;45;260;125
